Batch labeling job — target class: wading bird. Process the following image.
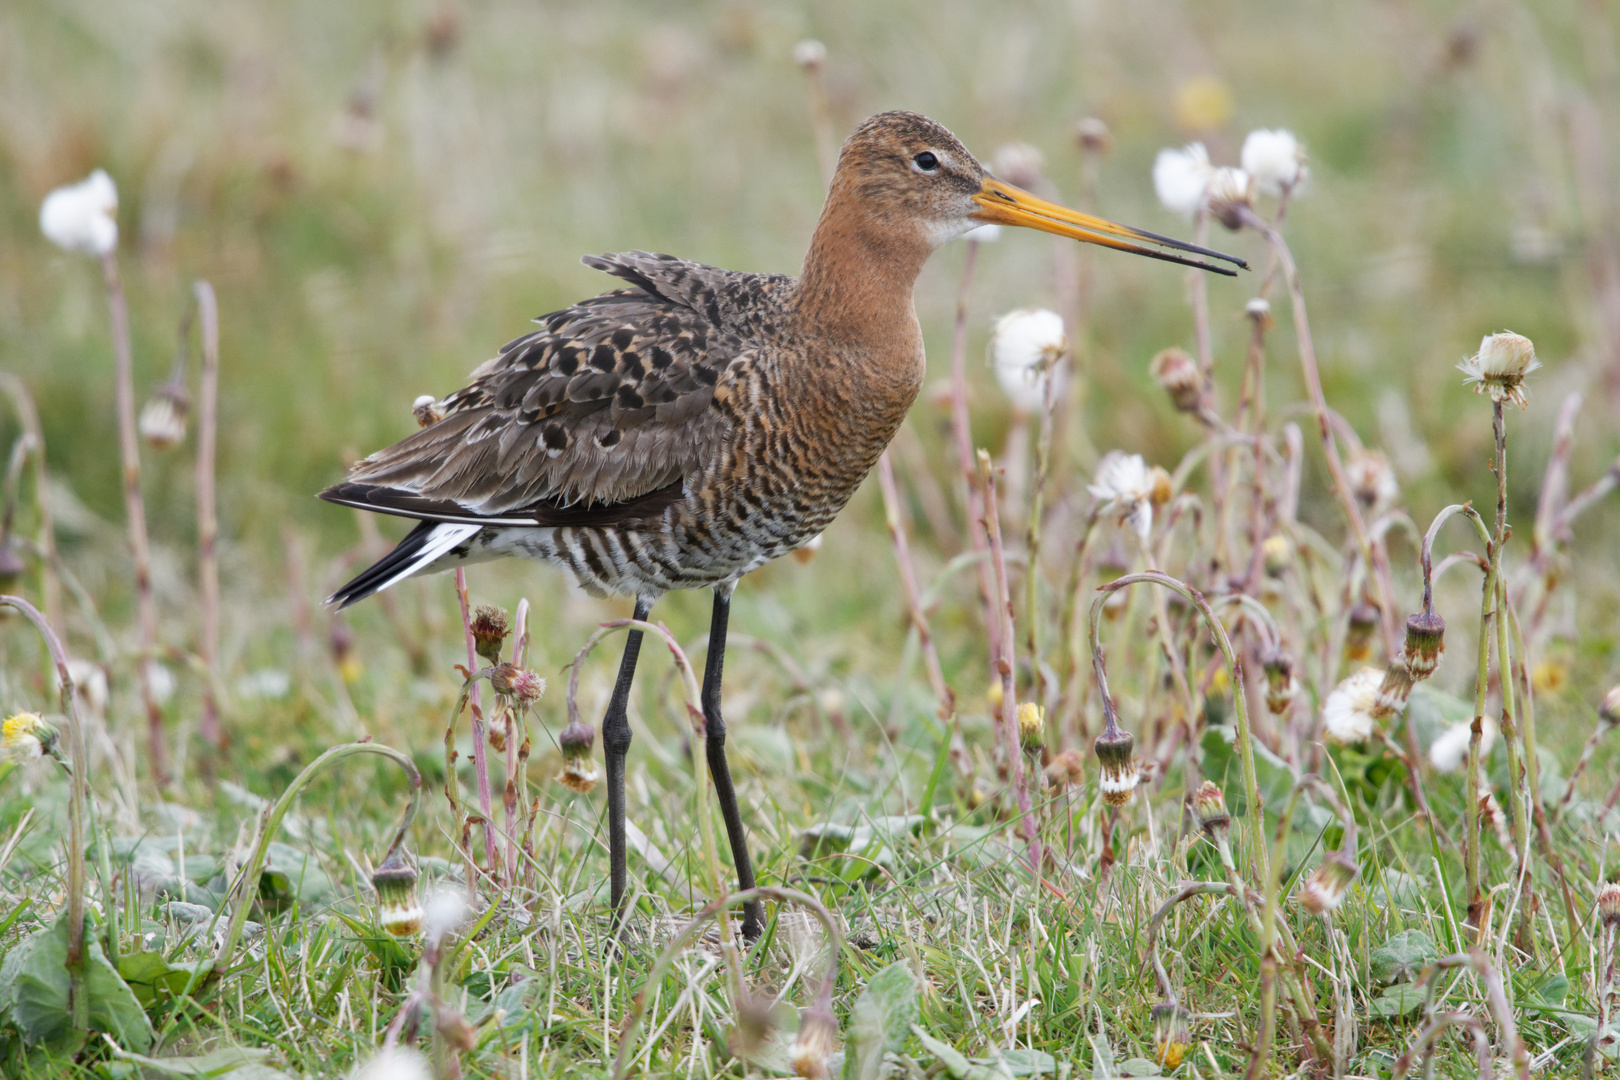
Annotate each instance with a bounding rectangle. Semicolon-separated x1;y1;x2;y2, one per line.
323;111;1242;939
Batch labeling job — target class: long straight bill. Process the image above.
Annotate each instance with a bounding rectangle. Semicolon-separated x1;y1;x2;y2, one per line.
971;177;1248;276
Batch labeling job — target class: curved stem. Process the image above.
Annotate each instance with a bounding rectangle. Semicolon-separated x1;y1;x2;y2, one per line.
1091;571;1265;878
186;741;421;1003
0;595;88;1033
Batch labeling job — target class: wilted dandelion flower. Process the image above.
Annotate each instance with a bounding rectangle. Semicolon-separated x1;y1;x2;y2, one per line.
1346;447;1398;513
1089;451;1157;540
1240;129;1307;196
1597;881;1620;929
989;308;1067;414
1373;665;1414;718
1261;649;1298;715
1152;143;1213;219
1151;1003;1193;1069
556;720;598;793
371;848;422;937
1402;612;1446;681
1343;602;1380;662
2;712;56;761
1298;850;1359;914
1322;668;1383;744
1093;723;1138;806
40;169;119;256
1074;116;1113;156
1204;166;1253;230
1457;331;1540;409
469;605;510;664
790;1002;837;1080
412;394;444;427
1192;780;1231;840
139;379;191;451
490;662;545;704
1150;346;1202;413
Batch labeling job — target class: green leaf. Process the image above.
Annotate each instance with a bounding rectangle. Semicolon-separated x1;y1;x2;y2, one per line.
841;961;917;1080
1370;984;1429;1018
106;1045;277;1076
0;910;154;1052
1369;929;1437;984
912;1024;995;1079
970;1048;1060;1075
116;951;198;1009
1118;1060;1164;1077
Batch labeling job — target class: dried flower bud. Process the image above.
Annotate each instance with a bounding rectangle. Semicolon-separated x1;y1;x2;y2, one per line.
790;1002;837;1080
1074;117;1113;156
1192;780;1230;838
992;143;1046;190
2;712;56;762
1043;748;1085;787
372;848;422;936
1245;297;1274;329
792;39;827;73
1094;724;1138;806
1261;534;1293;577
1147;466;1174;508
1150;347;1202;413
1598;685;1620;727
1458;331;1540;410
1262;650;1298;716
1344;602;1379;662
139;380;191;451
1152;1003;1193;1070
1403;611;1446;681
1298;850;1359;914
1374;665;1415;719
1205;166;1253;230
1016;702;1045;752
556;720;598;793
469;605;510;664
1346;448;1398;513
412;394;443;427
1596;881;1620;929
490;662;545;704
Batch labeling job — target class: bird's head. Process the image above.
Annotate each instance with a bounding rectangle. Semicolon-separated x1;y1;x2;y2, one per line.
833;111;1245;275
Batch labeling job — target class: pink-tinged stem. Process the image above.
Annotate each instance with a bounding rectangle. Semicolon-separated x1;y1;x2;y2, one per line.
0;377;62;634
100;252;166;785
194;282;222;748
948;241;999;658
454;567;496;869
978;451;1040;871
876;452;954;721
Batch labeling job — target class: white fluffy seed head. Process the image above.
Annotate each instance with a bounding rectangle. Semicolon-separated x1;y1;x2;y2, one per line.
1204;166;1253;229
1322;668;1383;744
1089;451;1156;540
1429;716;1496;773
1153;143;1213;219
350;1047;432;1080
422;888;468;941
1241;129;1306;196
990;308;1067;414
792;39;827;71
40;169;119;256
1457;331;1541;408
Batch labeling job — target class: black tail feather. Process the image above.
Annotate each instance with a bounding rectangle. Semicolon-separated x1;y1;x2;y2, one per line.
328;520;441;609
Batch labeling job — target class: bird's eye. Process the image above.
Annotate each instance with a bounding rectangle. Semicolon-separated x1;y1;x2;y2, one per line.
911;151;940;173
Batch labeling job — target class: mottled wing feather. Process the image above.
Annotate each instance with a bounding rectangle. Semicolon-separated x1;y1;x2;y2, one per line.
336;252;786;520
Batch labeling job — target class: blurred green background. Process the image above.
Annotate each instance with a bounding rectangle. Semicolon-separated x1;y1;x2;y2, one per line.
2;0;1616;740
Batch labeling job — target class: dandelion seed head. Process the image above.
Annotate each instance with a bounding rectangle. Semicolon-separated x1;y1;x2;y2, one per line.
1457;331;1540;409
40;169;119;256
990;308;1066;414
1089;451;1157;539
1241;129;1307;196
1152;143;1213;220
1429;716;1495;774
1322;668;1383;744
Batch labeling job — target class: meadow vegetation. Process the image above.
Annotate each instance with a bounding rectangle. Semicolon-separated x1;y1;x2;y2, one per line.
2;1;1619;1077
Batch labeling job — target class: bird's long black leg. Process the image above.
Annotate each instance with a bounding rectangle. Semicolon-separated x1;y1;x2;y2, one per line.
604;595;653;936
703;584;765;941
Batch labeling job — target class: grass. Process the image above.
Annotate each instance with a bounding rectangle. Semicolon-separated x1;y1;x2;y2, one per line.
2;0;1620;1077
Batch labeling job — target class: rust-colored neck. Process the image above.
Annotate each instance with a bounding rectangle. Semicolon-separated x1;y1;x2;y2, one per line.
791;176;933;349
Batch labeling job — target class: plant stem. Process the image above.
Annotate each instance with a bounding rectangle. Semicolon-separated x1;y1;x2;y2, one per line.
947;242;999;658
876;452;954;722
978;451;1040;869
453;568;497;870
0;377;61;633
194;281;222;749
0;595;89;1034
100;252;166;784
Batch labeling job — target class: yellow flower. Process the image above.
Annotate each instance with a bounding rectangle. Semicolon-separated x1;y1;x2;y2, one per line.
1173;76;1234;133
2;712;52;761
1531;660;1568;695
